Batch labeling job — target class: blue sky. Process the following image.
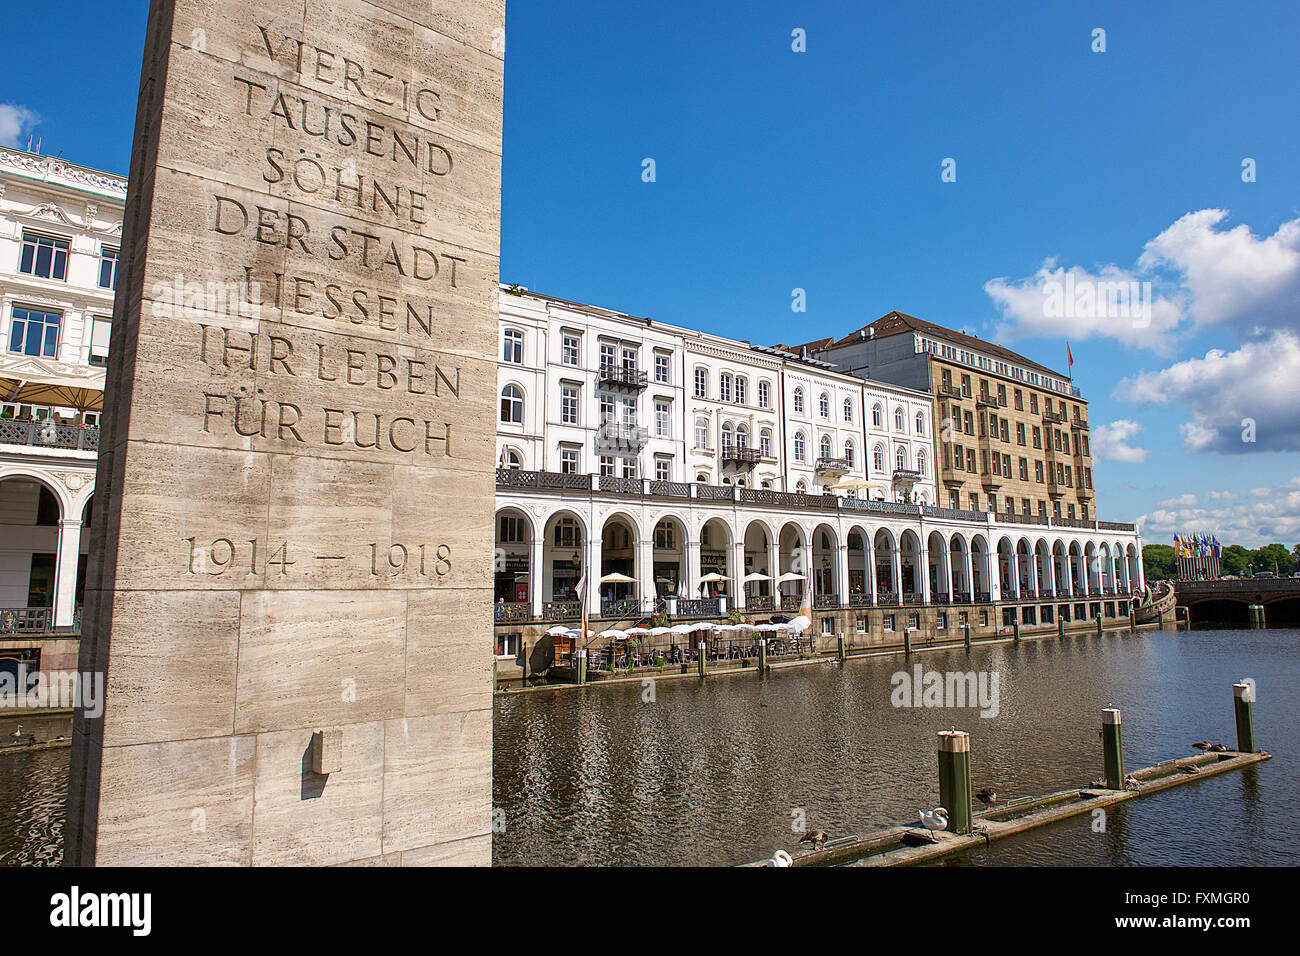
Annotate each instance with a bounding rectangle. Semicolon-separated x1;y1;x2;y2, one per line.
3;0;1298;544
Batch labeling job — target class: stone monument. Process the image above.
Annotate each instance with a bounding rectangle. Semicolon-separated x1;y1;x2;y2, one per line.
66;0;504;865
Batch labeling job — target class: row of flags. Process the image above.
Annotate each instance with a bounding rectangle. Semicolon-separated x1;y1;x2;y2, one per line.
1174;533;1220;559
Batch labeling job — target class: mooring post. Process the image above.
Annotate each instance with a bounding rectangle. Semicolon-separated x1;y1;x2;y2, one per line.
576;648;587;685
521;639;529;683
1013;619;1020;643
1248;604;1265;628
1177;606;1189;627
963;622;971;648
1057;615;1065;640
1095;615;1103;637
1128;604;1136;632
1233;682;1256;753
758;637;767;674
838;632;846;662
937;730;973;834
1102;707;1124;790
1158;609;1164;627
903;627;912;655
697;641;707;679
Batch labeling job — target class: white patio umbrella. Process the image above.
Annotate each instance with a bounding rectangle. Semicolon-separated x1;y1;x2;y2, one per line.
755;622;780;632
545;624;571;636
733;622;757;631
600;572;637;584
776;572;806;584
596;629;626;639
698;572;729;583
742;572;772;583
669;623;701;635
625;626;651;636
648;626;674;636
785;615;812;634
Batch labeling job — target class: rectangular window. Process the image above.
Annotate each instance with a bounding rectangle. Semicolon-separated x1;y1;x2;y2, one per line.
1032;426;1041;449
621;457;637;479
562;334;580;365
600;343;616;371
655;458;671;481
561;386;579;425
735;378;746;405
758;381;769;408
88;315;111;366
621;347;637;371
560;449;578;474
599;394;615;425
694;368;706;397
1019;457;1028;481
98;247;120;289
883;614;894;631
655;400;670;437
654;354;669;383
19;232;70;281
719;376;731;403
1017;422;1025;445
969;493;979;511
966;448;975;471
600;455;615;476
8;306;62;357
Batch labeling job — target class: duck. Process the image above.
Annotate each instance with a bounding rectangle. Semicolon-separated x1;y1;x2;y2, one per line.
1178;765;1200;775
1208;743;1229;752
1123;774;1141;791
8;724;22;744
975;788;997;807
1192;741;1212;750
764;849;793;867
918;807;948;843
798;830;829;851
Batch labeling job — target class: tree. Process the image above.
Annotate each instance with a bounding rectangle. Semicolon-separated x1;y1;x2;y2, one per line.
1142;544;1175;581
1221;545;1250;577
1251;543;1295;576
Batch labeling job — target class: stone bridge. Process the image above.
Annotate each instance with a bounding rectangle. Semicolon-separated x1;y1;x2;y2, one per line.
1174;578;1300;625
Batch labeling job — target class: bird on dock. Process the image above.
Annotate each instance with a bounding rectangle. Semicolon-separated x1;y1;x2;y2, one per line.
764;849;793;867
1123;774;1141;791
1178;765;1201;775
798;830;829;851
1209;743;1229;752
8;725;21;744
918;807;948;843
1192;741;1212;750
975;788;997;807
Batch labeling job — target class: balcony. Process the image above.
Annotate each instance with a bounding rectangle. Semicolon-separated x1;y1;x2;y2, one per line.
721;446;762;467
892;468;922;483
0;419;100;452
1042;409;1067;424
597;366;648;390
976;393;1004;410
815;457;851;479
596;422;648;453
937;383;962;400
1071;414;1089;430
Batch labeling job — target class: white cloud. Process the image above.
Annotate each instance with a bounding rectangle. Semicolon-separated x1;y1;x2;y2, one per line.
0;103;39;148
985;210;1300;350
1138;209;1300;335
1137;476;1300;548
1156;493;1198;508
1091;419;1149;463
985;261;1182;354
1207;490;1237;500
1116;330;1300;454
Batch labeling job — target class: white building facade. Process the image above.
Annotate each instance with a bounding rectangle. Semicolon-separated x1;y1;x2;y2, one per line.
1;146;122;636
493;288;1144;644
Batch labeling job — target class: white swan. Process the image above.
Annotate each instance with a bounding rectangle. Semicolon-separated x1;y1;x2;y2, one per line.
918;806;948;843
764;849;793;867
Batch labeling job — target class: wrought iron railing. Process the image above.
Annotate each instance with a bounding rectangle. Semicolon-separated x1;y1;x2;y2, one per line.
597;367;648;389
542;601;581;621
0;419;99;451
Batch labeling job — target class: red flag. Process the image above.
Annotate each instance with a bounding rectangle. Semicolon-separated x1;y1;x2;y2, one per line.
1067;342;1074;371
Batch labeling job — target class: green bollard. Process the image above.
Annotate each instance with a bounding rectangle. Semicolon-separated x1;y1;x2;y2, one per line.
1096;615;1103;638
697;641;707;679
576;648;587;685
838;632;846;662
1013;619;1020;643
1057;616;1065;640
1102;707;1124;790
758;637;768;674
1233;682;1256;753
937;731;973;835
963;622;972;648
903;628;912;655
1128;605;1136;632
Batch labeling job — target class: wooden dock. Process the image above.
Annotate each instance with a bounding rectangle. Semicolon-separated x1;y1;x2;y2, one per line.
746;748;1271;867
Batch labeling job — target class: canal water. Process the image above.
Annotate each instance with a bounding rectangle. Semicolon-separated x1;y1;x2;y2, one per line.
1;627;1294;866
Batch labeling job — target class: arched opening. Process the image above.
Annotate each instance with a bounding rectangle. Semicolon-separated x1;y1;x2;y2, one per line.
812;523;838;606
949;534;971;601
927;531;949;602
847;527;869;602
743;520;775;608
0;473;73;629
542;511;585;609
778;522;807;610
700;517;733;601
874;528;899;603
1016;538;1032;596
997;536;1016;598
600;514;639;609
1035;539;1053;597
493;507;533;609
651;515;686;600
970;534;990;600
899;529;923;601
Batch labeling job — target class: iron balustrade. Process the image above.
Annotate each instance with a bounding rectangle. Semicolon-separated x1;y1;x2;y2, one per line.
779;594;802;611
675;598;723;617
542;601;581;621
494;602;531;623
597;366;648;389
745;595;775;611
0;420;99;451
721;446;762;465
601;598;641;618
848;593;873;608
598;475;642;496
813;594;840;609
815;457;851;474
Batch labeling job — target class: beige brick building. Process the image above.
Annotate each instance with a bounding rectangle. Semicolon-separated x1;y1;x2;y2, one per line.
794;311;1097;523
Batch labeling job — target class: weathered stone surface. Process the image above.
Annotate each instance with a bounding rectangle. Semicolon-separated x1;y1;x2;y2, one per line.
68;0;501;866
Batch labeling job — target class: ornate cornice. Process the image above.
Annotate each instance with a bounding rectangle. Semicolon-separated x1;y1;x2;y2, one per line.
0;146;127;201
